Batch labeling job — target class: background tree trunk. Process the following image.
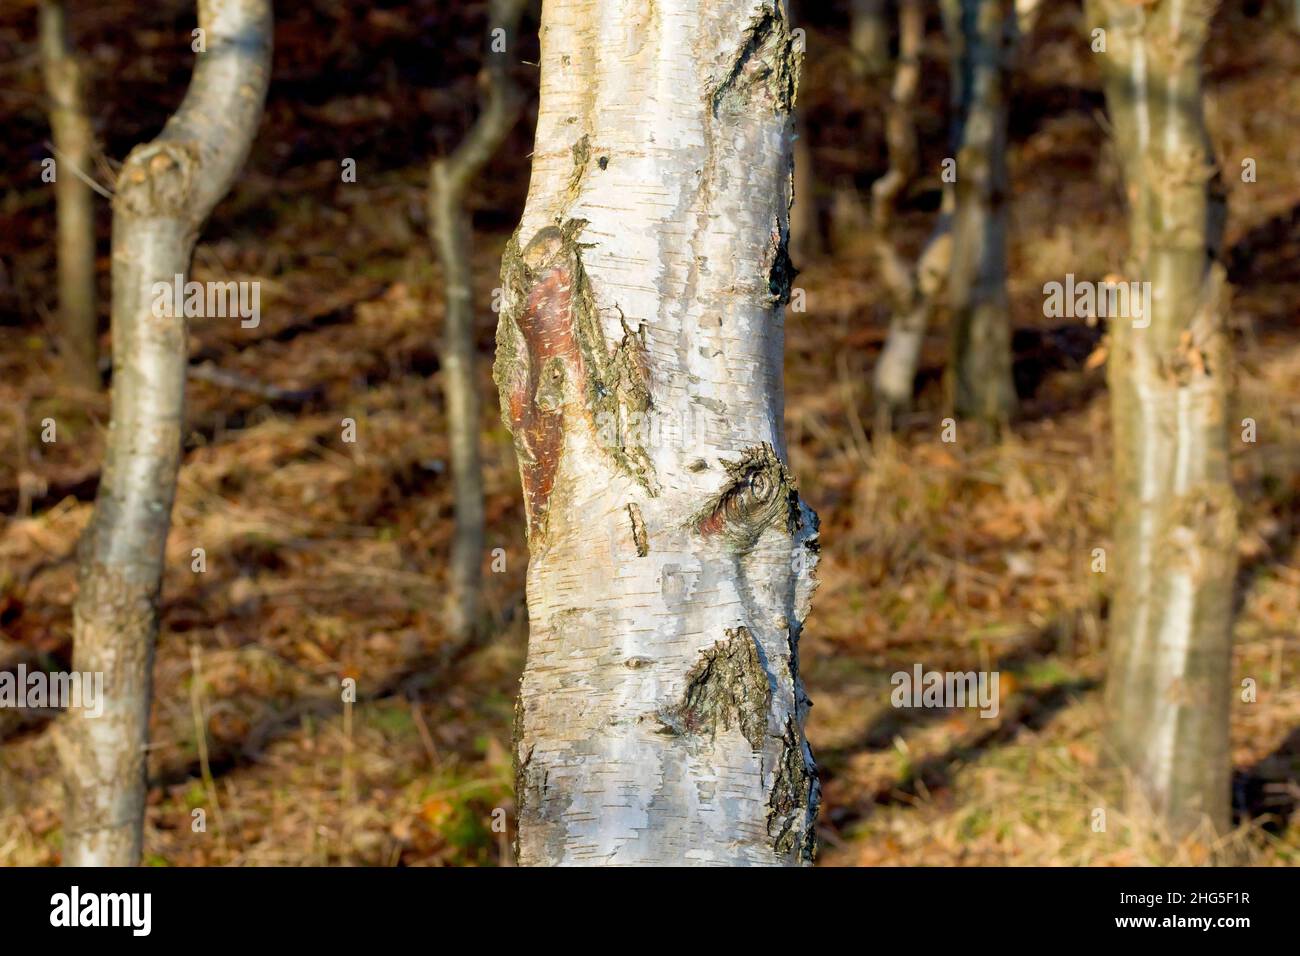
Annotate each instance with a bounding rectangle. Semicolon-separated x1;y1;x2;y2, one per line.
55;0;272;867
872;0;949;418
1015;0;1044;35
786;0;819;264
789;120;820;262
494;0;820;865
851;0;892;78
429;0;528;644
39;0;99;391
946;0;1017;428
1092;0;1236;841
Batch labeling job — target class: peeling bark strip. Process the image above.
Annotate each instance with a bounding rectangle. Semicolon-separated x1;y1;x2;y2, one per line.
56;0;272;868
494;221;657;538
1091;0;1236;840
499;0;818;865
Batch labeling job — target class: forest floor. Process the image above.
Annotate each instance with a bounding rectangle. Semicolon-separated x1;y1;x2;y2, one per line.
0;1;1297;866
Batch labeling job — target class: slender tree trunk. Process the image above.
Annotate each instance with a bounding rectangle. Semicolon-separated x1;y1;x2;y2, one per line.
54;0;272;867
430;0;528;644
851;0;892;77
789;120;820;262
947;0;1017;428
39;0;99;391
494;0;819;865
872;0;951;417
1092;0;1236;840
870;0;922;251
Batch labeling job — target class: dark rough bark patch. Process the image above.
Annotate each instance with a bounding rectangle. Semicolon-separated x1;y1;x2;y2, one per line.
692;442;800;549
766;222;797;305
767;716;819;862
627;502;649;556
785;624;814;722
568;133;591;198
710;3;800;118
657;627;771;750
512;691;531;815
494;221;658;538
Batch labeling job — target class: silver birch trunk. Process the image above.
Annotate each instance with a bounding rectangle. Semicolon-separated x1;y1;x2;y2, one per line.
494;0;820;865
947;0;1017;428
39;0;99;391
1091;0;1236;840
429;0;528;643
54;0;272;867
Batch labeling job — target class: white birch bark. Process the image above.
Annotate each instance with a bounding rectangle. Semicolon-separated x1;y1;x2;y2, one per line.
494;0;820;865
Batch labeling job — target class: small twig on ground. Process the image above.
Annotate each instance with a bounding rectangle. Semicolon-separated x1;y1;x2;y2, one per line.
187;361;322;405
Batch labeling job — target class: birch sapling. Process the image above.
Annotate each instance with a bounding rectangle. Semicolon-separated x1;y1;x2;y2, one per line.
56;0;273;867
429;0;529;644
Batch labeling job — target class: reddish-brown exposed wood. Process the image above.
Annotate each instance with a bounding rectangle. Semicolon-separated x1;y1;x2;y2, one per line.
506;263;588;530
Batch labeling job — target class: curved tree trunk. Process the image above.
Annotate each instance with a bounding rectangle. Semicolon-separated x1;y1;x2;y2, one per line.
495;0;820;865
55;0;272;867
1091;0;1236;840
946;0;1017;428
429;0;528;644
39;0;99;391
